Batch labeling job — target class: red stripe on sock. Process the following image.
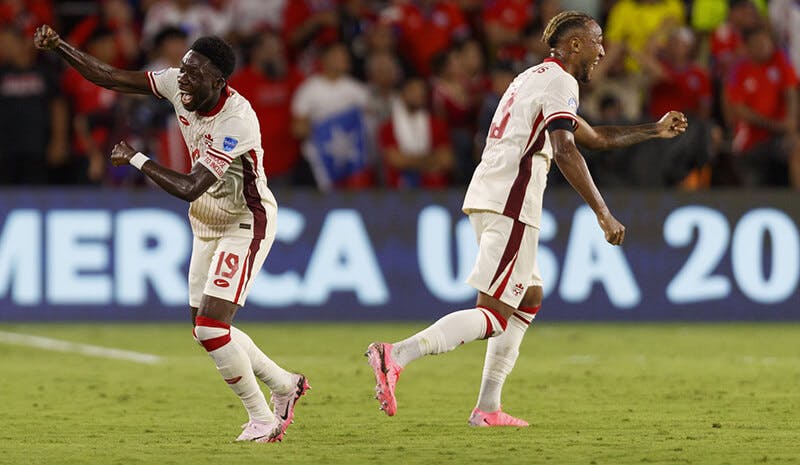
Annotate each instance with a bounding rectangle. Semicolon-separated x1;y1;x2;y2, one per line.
195;316;230;330
512;312;532;325
224;376;242;384
479;309;494;339
477;305;508;331
518;305;541;316
200;333;231;352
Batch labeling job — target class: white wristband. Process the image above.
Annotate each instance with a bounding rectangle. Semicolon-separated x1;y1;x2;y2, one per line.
130;152;150;170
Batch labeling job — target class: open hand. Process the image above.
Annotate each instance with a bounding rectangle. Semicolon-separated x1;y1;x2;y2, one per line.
33;24;61;50
110;140;137;167
656;111;688;138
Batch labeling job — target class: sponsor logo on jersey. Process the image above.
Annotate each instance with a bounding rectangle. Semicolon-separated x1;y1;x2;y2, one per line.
214;278;230;288
223;136;238;152
153;68;167;76
179;115;190;126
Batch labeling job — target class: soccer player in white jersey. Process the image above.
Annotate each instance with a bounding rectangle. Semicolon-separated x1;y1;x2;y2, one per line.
366;11;689;426
34;25;309;443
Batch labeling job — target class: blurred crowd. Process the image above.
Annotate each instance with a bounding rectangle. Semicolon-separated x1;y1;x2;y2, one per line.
1;0;799;191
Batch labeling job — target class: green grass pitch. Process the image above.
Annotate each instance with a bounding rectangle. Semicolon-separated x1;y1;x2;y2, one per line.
1;322;798;465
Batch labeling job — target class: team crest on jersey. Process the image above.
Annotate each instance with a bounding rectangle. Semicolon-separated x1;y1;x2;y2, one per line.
223;136;238;152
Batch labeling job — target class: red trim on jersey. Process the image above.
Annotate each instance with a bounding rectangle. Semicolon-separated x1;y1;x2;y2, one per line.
489;219;526;290
543;112;578;128
207;150;232;165
208;147;234;162
504;114;547;220
146;71;164;99
543;57;567;71
522;111;544;155
241;150;267;239
232;150;267;303
195;316;230;329
200;334;231;352
198;85;232;117
477;305;508;331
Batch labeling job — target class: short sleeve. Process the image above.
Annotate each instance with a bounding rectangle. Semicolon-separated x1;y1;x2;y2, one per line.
779;52;799;88
198;115;255;179
146;68;180;105
541;75;579;128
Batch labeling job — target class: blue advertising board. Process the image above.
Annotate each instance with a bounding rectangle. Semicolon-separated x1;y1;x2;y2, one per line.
0;188;797;321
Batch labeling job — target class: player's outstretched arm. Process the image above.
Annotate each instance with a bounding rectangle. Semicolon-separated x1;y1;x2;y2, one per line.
550;128;625;246
34;24;150;95
111;141;217;202
574;111;688;151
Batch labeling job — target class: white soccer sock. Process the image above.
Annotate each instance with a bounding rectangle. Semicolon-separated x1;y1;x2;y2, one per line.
476;306;539;412
194;316;274;423
391;307;507;368
230;325;294;395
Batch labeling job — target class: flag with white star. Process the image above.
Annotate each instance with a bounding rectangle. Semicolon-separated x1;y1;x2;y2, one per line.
309;107;367;187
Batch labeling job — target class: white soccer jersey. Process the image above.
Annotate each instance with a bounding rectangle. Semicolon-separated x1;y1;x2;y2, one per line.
463;58;579;228
147;68;277;239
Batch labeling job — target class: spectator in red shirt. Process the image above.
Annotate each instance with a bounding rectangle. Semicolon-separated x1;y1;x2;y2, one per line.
431;45;479;182
382;0;469;76
61;27;120;183
282;0;339;71
379;76;454;188
230;30;304;187
483;0;532;64
726;24;800;187
710;0;759;79
639;27;712;120
0;0;53;37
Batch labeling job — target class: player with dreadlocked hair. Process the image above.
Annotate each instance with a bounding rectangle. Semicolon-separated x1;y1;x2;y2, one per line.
367;11;688;427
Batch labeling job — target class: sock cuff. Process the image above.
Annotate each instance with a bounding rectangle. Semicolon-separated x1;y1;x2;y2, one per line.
513;305;540;325
477;305;508;338
195;316;230;329
194;317;231;352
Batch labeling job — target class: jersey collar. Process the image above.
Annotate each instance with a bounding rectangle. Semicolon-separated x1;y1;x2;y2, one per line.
198;85;232;117
543;57;567;71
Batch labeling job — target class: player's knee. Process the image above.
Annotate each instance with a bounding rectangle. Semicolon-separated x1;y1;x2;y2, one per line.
520;285;543;308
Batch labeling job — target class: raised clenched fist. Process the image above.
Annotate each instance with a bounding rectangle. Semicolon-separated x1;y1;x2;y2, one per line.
33;24;61;51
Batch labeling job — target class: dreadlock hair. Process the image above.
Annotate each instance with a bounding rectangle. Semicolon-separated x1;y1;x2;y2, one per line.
190;36;236;78
541;11;595;49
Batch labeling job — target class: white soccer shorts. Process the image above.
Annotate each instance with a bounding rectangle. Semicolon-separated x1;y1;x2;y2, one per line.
188;220;277;308
465;211;542;309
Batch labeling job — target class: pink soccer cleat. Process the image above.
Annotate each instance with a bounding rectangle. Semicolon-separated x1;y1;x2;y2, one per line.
269;373;311;442
468;407;530;427
236;419;282;442
365;342;403;416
